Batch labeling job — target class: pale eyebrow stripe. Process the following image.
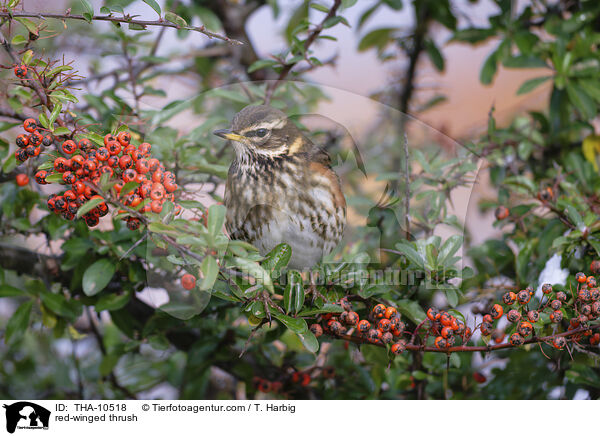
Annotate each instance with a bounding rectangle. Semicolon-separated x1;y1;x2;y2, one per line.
239;118;286;134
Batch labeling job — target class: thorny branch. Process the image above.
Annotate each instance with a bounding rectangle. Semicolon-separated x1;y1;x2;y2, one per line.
0;11;242;45
263;0;342;105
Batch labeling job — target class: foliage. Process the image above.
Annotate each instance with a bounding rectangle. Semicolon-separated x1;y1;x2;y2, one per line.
0;0;599;400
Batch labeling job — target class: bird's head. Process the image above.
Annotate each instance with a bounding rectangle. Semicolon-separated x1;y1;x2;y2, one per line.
213;105;307;160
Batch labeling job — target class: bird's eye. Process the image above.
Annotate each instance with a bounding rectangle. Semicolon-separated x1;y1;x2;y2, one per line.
256;128;268;137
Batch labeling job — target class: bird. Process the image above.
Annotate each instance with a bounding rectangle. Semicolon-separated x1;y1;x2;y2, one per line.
213;104;346;270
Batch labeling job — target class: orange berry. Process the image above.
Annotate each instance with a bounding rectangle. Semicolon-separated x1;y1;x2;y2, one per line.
384;307;397;319
490;304;503;319
426;307;440;321
23;118;37;132
440;311;452;326
150;199;163;214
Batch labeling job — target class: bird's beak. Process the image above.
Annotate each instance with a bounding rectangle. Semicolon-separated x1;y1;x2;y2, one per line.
213;129;245;142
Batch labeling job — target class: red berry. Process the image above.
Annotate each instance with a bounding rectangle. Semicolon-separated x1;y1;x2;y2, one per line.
372;304;386;318
14;64;27;78
181;274;196;290
509;333;524;346
473;372;487;383
62;140;77;154
552;337;566;349
495;206;509;220
23;118;37;132
575;272;586;283
391;341;406;355
309;324;323;337
117;131;131;146
15;173;29;186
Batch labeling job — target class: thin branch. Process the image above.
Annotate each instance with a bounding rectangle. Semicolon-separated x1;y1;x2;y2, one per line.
402;132;410;239
0;11;242;45
85;307;138;399
263;0;342;105
334;323;600;353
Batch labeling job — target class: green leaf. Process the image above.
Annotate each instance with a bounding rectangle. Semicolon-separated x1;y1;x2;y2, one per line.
449;352;461;368
311;3;330;13
38;112;49;130
40;292;82;319
437;235;462;267
207;204;226;235
142;0;161;16
579;80;600;103
119;181;139;197
358;27;395;52
395;241;425;268
396;299;426;324
95;290;132;312
79;0;94;22
199;256;219;291
283;271;304;314
272;312;308;334
248;59;279;73
76;196;104;218
53;127;71;136
262;243;292;272
564;205;585;230
296;330;319;353
446;288;459;307
517;76;551;95
21;49;33;65
164;12;187;27
47;65;73;78
358;3;378;29
2;152;16;174
566;82;597;120
298;304;344;317
451;27;495;44
0;284;24;297
5;301;33;344
196;7;222;31
503;55;547;69
44;173;64;183
480;49;498;85
424;39;444;72
99;354;120;376
232;258;273;292
11;35;26;45
15;17;38;35
82;259;116;296
49;102;62;128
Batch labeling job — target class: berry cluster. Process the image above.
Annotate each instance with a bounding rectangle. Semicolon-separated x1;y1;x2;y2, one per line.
426;308;472;349
309;299;408;355
252;366;336;394
474;268;599;350
14;118;179;229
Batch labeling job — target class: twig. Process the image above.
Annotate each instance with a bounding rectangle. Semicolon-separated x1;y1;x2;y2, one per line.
402;132;410;239
0;11;242;45
263;0;342;104
85;307;138;399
